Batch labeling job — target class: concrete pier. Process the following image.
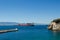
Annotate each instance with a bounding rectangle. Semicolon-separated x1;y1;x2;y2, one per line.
0;28;18;33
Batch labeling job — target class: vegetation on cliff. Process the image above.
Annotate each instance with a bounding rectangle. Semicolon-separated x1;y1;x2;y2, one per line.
52;18;60;24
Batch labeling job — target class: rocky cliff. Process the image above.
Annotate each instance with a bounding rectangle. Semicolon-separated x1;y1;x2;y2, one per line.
48;18;60;31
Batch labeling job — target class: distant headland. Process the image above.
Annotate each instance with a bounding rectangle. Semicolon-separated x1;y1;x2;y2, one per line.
0;22;18;26
0;22;34;26
0;22;48;26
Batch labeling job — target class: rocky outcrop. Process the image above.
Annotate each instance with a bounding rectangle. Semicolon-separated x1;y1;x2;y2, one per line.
48;18;60;31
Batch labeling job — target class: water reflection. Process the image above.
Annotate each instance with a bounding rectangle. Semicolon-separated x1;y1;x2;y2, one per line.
52;31;60;40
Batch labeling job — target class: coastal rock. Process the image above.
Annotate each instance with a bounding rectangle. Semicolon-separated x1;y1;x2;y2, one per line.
48;18;60;31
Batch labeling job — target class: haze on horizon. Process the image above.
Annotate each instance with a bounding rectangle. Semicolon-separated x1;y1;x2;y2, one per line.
0;0;60;24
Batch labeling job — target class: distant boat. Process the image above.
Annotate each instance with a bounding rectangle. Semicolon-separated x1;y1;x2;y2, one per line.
18;23;34;26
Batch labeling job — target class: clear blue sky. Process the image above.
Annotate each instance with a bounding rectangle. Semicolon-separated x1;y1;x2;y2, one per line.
0;0;60;24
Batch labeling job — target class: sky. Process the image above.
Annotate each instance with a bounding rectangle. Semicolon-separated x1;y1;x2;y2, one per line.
0;0;60;24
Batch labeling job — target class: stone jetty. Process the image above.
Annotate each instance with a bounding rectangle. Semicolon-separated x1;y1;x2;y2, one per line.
0;28;18;33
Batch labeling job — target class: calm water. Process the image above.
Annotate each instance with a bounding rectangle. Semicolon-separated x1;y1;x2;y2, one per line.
0;25;60;40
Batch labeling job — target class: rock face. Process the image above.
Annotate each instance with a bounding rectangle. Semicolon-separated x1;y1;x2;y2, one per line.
48;18;60;31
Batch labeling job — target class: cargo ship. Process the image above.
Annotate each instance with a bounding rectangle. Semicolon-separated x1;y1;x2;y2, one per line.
18;23;34;26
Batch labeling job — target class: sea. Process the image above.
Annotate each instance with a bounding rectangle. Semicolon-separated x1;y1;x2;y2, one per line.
0;25;60;40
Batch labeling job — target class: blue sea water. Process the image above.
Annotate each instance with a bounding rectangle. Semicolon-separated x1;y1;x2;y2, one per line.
0;25;60;40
